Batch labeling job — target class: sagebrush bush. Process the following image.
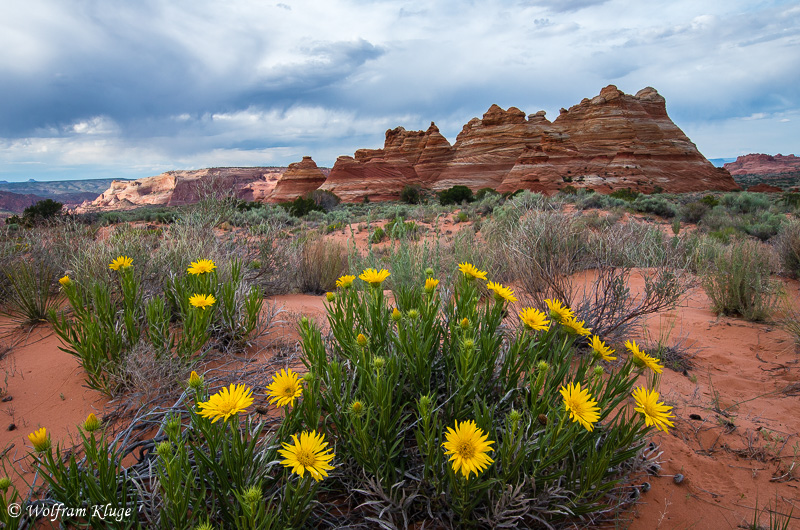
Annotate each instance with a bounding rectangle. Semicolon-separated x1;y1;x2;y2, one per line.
775;218;800;277
701;239;781;321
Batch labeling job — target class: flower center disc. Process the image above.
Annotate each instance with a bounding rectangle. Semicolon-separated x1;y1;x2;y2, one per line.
458;441;475;459
296;449;314;467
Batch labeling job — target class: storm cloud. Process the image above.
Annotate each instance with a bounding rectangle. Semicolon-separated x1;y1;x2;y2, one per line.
1;0;798;181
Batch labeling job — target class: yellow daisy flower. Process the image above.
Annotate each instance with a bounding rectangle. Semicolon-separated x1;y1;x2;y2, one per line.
626;340;663;374
266;368;303;408
187;258;217;275
279;430;335;481
486;281;517;303
544;299;573;323
632;387;675;433
424;278;440;293
189;293;216;309
336;275;356;289
561;316;591;336
58;275;72;287
590;335;617;361
359;268;391;286
560;381;601;432
458;262;488;281
518;307;550;331
197;383;254;423
108;256;133;271
441;419;495;479
28;427;51;453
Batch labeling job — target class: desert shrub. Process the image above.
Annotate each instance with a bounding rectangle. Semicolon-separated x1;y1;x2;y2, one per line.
370;226;386;244
609;188;640;202
775;218;800;277
781;192;800;209
401;184;421;204
631;195;677;218
280;196;323;217
559;184;578;195
385;217;419;240
439;185;474;205
681;201;709;223
576;193;626;211
701;239;781;321
50;256;263;395
23;198;63;223
296;236;348;294
488;207;691;340
475;187;498;201
720;192;770;214
455;211;469;223
0;258;63;325
309;189;341;211
288;265;670;527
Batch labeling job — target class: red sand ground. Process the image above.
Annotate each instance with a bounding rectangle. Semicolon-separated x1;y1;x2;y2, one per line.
0;272;798;528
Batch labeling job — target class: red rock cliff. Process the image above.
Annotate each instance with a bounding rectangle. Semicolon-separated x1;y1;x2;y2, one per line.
724;154;800;176
77;167;288;212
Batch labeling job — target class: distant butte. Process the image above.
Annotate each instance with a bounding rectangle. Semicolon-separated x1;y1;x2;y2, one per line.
83;85;740;211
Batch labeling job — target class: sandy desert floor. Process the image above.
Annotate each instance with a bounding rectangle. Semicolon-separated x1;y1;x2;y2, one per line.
0;235;798;528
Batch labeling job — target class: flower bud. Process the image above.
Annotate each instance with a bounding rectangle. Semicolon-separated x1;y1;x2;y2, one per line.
462;338;475;353
373;356;386;371
164;416;182;441
425;267;434;277
593;365;604;378
0;477;12;492
459;317;470;330
58;275;72;287
188;370;204;391
242;485;262;506
391;308;402;322
418;394;432;417
407;309;419;320
326;292;336;302
302;372;315;383
508;409;522;432
83;413;101;432
300;316;309;326
356;333;368;347
156;441;173;459
350;400;364;416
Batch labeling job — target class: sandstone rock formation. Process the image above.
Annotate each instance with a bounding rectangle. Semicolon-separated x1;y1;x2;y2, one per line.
724;154;800;176
321;85;739;201
77;167;288;212
268;157;327;203
319;123;453;202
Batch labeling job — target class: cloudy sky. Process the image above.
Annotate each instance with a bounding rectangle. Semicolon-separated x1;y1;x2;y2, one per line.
0;0;798;182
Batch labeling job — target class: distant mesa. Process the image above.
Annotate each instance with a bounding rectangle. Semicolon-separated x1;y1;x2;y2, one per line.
82;85;740;211
747;183;783;193
724;153;800;176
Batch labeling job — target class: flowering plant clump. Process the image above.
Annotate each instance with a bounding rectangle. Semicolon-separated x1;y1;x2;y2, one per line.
29;260;673;528
50;256;262;395
292;265;673;526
